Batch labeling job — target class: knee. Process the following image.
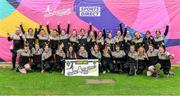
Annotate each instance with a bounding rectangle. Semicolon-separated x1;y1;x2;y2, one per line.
148;65;155;72
147;71;153;76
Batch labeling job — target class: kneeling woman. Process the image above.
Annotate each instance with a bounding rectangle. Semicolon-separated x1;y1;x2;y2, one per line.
55;42;66;73
137;47;148;74
124;45;138;76
146;44;159;77
31;44;43;71
41;45;53;73
158;46;174;77
66;46;77;59
17;45;32;74
102;45;113;74
112;45;126;72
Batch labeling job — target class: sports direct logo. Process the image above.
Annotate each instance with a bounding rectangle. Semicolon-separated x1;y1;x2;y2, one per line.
79;6;101;17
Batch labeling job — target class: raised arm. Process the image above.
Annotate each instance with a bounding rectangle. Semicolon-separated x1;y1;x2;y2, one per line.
34;28;39;39
164;25;169;37
123;26;127;37
37;25;42;34
88;23;92;35
57;24;61;35
102;28;106;39
19;23;25;34
94;30;97;38
119;23;123;35
7;33;12;41
46;24;51;35
66;23;70;34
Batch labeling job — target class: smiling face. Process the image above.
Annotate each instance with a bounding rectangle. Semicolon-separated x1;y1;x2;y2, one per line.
115;46;120;51
79;46;85;52
80;28;85;36
148;45;154;51
94;44;99;52
35;44;40;49
61;29;66;35
138;47;145;55
134;32;140;39
159;47;165;53
28;28;33;35
44;45;49;52
24;46;29;52
108;32;112;38
40;29;46;36
156;30;161;37
15;29;21;35
116;30;121;36
72;30;77;36
69;46;73;53
146;31;151;38
98;31;102;38
130;45;135;52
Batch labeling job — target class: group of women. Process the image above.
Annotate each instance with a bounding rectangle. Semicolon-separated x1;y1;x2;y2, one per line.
7;22;175;77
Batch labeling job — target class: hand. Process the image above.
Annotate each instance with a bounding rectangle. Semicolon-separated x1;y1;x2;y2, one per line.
7;33;10;37
125;24;128;27
171;54;175;59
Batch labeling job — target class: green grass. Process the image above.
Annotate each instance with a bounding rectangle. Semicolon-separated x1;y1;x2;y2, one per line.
0;68;180;95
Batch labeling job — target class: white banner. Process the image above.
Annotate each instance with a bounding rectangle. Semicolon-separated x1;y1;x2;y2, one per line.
65;59;99;76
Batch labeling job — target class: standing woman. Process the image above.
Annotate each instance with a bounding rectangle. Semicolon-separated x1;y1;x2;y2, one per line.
87;30;96;50
69;29;79;52
78;45;88;59
114;23;127;50
132;32;143;50
137;47;148;74
7;28;25;70
146;44;159;77
87;23;96;53
35;28;49;48
41;45;53;73
112;45;126;72
31;44;43;71
59;23;70;50
55;42;66;73
78;28;87;49
143;30;155;51
105;32;115;51
66;46;77;59
96;30;105;51
158;46;174;77
17;44;32;74
20;23;42;49
154;25;169;49
124;30;132;53
124;45;138;76
47;24;60;54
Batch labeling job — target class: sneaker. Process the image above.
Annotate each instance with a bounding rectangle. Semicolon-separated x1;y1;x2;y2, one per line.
156;74;160;78
61;71;64;74
41;70;44;73
165;74;170;78
103;71;106;74
169;71;175;76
